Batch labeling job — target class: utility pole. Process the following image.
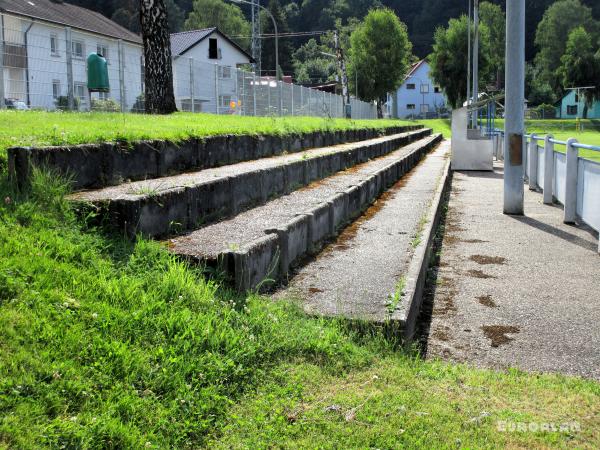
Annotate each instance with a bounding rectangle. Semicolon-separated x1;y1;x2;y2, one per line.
471;0;479;128
503;0;525;215
251;0;261;76
467;0;471;108
334;30;351;118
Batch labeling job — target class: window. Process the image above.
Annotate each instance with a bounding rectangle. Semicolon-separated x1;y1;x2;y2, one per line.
50;34;59;56
406;83;416;90
567;105;578;115
434;86;441;93
72;40;84;58
219;95;232;108
98;91;110;100
208;38;218;59
52;80;60;99
574;94;579;102
420;104;429;113
407;104;416;110
420;84;429;93
74;82;87;103
97;44;109;61
218;65;232;79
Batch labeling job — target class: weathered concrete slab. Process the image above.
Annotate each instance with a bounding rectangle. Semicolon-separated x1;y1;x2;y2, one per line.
425;162;600;380
168;135;442;290
70;129;431;238
276;142;450;330
8;125;420;190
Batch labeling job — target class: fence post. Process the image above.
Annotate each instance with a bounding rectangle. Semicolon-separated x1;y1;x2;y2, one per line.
279;80;283;116
564;138;578;224
214;64;219;114
543;134;554;204
118;39;126;112
528;134;538;190
234;66;239;115
291;83;294;116
252;72;257;116
0;24;5;109
189;58;195;112
65;27;75;111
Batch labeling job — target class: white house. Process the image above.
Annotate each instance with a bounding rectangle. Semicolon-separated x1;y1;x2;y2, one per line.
170;27;253;113
388;60;447;119
0;0;144;111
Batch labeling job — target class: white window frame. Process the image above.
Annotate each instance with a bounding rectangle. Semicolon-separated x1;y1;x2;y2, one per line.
219;94;232;108
98;91;110;100
218;65;232;79
72;40;85;59
50;34;59;56
96;44;109;62
420;84;429;94
52;80;61;99
74;82;87;103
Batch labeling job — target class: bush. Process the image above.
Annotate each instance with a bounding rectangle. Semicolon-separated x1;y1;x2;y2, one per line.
91;98;121;112
55;95;80;111
131;94;145;113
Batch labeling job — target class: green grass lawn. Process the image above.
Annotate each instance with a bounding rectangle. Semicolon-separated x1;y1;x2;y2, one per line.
0;111;412;170
1;115;599;447
0;169;598;448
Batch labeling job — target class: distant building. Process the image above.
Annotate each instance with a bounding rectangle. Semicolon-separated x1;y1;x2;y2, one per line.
0;0;143;111
170;27;254;113
388;60;447;119
555;90;600;119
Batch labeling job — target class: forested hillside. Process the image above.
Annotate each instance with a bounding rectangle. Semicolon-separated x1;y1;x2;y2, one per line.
64;0;600;59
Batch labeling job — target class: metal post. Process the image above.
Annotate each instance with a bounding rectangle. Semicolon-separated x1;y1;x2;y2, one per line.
528;135;538;190
252;72;257;116
291;83;294;116
268;80;271;114
118;39;126;112
467;0;471;107
214;63;219;114
543;134;554;204
0;19;5;109
564;138;578;223
65;27;74;111
471;0;479;128
279;80;283;116
189;58;195;112
503;0;525;215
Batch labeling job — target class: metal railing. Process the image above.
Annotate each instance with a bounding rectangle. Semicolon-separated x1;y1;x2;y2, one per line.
493;129;600;252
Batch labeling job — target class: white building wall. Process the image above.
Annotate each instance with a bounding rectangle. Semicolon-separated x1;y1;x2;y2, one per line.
1;13;143;111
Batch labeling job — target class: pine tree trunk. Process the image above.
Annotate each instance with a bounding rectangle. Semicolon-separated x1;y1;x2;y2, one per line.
140;0;177;114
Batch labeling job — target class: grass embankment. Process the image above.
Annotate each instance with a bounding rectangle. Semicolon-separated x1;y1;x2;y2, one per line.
418;118;600;162
0;174;599;447
0;111;412;170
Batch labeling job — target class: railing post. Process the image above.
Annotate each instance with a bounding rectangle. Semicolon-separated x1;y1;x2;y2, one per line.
528;134;538;190
543;134;554;204
564;138;578;224
65;26;75;111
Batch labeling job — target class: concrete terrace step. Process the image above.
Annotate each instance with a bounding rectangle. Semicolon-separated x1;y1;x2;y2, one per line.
9;125;422;190
276;141;451;338
70;129;433;238
167;134;443;291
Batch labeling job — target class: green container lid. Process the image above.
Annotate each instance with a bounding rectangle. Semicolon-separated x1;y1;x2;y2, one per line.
87;53;110;92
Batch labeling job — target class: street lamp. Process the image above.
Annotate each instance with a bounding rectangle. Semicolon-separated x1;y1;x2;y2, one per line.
229;0;279;80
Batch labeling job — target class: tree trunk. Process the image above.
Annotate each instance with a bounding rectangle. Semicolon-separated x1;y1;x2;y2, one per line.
140;0;177;114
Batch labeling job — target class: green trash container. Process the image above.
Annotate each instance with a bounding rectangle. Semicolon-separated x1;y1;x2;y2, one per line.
87;53;109;92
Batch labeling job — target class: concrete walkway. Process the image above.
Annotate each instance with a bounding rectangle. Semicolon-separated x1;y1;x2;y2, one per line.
425;162;600;379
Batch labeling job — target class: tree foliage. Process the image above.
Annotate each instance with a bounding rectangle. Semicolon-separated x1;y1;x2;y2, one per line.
429;15;491;108
558;26;600;109
184;0;251;50
534;0;600;92
479;1;504;88
348;8;411;114
261;0;294;77
293;39;338;84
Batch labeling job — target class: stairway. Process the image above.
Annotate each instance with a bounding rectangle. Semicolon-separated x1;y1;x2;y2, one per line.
14;125;448;335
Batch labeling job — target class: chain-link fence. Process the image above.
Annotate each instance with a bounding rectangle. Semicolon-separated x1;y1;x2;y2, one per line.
0;22;377;119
